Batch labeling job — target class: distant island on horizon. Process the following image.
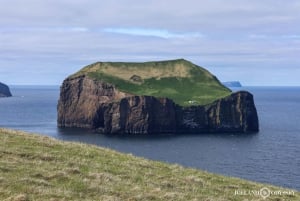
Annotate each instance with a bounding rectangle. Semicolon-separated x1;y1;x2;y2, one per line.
222;81;242;87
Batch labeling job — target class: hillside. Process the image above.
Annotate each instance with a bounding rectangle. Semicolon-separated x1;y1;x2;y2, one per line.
0;128;297;200
71;59;231;106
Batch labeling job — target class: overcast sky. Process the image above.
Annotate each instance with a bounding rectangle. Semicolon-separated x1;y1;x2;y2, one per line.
1;0;299;86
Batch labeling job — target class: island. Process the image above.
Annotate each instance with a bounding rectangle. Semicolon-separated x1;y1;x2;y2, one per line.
222;81;242;87
0;82;12;97
57;59;259;134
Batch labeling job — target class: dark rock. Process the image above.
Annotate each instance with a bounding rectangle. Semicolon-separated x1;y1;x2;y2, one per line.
0;82;12;97
130;75;143;83
92;96;177;134
57;76;259;134
57;75;130;129
204;91;259;132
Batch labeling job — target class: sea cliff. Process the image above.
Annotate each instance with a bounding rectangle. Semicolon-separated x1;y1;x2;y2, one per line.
58;74;259;134
0;82;12;97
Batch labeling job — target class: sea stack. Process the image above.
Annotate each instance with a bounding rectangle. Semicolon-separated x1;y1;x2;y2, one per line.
0;82;12;97
57;59;259;134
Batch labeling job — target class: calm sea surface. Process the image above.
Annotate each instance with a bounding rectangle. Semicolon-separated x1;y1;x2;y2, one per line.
0;86;299;190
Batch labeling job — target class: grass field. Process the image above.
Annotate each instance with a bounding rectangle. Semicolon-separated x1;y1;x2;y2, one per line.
72;59;231;106
0;128;298;200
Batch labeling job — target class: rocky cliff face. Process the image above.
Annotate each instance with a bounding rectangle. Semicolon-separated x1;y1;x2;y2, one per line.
58;76;259;134
0;82;12;97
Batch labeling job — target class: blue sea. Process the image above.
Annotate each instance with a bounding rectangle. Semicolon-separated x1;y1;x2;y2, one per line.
0;86;299;190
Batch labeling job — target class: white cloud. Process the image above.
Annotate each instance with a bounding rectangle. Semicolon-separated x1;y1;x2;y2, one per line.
0;0;298;32
103;27;203;39
0;0;300;85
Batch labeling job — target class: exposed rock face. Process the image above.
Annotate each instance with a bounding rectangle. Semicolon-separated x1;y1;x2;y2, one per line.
204;91;259;132
0;82;12;97
58;76;259;134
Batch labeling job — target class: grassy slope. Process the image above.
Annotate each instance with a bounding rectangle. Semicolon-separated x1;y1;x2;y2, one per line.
72;59;231;106
0;128;298;201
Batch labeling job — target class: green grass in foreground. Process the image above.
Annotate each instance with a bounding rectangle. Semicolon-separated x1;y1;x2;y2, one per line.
0;128;298;201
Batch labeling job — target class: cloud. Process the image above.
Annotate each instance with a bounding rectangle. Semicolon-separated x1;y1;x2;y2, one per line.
0;0;300;85
281;35;300;39
248;34;268;39
103;27;203;39
1;0;299;32
248;34;300;40
0;27;89;33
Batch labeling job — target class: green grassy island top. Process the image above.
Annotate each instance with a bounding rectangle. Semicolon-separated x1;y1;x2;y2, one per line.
71;59;231;106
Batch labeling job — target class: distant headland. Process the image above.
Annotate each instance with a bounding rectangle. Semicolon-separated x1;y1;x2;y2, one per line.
57;59;259;134
0;82;12;97
222;81;242;87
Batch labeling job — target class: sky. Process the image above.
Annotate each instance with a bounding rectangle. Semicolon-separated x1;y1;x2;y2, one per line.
0;0;300;86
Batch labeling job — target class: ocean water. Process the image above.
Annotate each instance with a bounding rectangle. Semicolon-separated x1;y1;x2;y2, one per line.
0;85;299;190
